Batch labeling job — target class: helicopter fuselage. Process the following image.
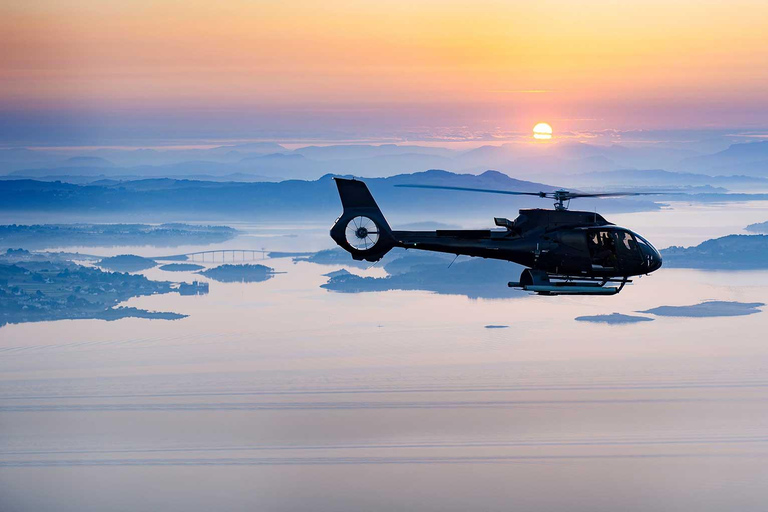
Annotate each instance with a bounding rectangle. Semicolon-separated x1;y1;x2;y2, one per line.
387;209;662;279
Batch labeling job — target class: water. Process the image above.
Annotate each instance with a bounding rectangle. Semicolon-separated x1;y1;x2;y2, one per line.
2;204;768;511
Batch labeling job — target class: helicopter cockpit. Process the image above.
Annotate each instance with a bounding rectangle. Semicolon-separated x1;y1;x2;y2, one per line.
586;228;661;274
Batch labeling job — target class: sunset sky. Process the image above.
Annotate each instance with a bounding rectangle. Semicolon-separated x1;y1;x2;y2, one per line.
2;0;768;145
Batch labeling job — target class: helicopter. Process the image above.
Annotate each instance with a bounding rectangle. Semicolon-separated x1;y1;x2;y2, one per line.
329;177;663;295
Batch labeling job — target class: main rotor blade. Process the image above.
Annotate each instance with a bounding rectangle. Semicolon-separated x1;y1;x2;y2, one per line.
395;184;686;201
394;184;545;197
566;191;685;198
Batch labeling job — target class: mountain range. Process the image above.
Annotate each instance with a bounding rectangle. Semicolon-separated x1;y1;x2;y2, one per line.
3;141;768;186
0;170;662;223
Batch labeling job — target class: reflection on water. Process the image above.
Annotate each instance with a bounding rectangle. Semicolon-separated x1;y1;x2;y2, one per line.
2;205;768;511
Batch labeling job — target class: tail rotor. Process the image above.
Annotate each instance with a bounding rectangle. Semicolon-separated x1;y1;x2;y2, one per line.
330;178;395;261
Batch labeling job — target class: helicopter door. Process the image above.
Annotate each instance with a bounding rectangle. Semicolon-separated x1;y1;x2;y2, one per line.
587;230;619;271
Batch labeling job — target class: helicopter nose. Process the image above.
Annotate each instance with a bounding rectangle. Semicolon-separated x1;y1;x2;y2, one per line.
650;252;662;271
632;232;662;273
646;247;662;272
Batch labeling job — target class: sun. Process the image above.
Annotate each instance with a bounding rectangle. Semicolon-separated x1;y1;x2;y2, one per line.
533;122;553;140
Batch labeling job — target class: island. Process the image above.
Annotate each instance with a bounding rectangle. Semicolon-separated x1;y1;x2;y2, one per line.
197;264;277;283
160;263;205;272
639;301;764;317
0;248;100;264
745;221;768;234
323;269;352;279
97;254;157;272
0;256;194;328
178;281;209;295
292;248;371;268
660;234;768;269
575;313;654;324
0;223;239;250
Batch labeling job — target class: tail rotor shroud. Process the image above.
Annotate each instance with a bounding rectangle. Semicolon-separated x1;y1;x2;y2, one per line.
330;178;396;261
345;215;380;251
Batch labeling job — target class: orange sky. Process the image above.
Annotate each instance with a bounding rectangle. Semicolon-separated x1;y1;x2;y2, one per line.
2;0;768;142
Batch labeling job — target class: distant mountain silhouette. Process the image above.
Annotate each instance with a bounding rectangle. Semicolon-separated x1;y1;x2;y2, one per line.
567;169;768;193
0;170;661;222
295;144;456;160
0;141;708;182
455;143;697;176
64;156;115;167
216;142;286;153
677;141;768;176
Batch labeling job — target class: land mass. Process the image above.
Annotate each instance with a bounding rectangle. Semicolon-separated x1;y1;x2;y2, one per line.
160;263;205;271
0;223;238;250
745;221;768;234
660;234;768;269
0;252;199;327
198;264;277;283
98;255;157;272
640;301;764;317
575;313;654;324
292;248;372;268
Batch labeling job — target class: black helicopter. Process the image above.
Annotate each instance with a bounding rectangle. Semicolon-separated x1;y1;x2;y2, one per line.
329;177;663;295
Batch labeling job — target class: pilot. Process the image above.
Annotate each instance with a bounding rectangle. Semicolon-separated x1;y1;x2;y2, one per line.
595;232;617;268
588;233;601;257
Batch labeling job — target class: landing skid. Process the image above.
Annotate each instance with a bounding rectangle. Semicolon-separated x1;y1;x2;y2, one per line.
508;269;630;296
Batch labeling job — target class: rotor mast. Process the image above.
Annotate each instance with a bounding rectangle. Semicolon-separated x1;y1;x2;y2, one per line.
552;190;571;211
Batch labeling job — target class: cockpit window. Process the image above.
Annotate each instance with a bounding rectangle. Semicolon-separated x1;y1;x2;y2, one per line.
618;231;637;252
587;230;618;268
635;234;658;253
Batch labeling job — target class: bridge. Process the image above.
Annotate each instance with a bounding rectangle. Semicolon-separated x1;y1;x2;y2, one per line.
156;249;269;263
